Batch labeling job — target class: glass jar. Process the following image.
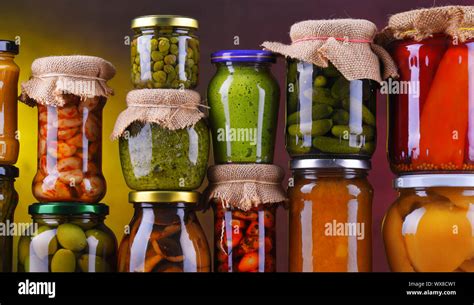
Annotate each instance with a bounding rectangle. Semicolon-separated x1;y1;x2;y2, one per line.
118;191;210;272
387;36;474;173
212;199;278;272
288;159;373;272
118;119;209;190
208;50;280;164
383;175;474;272
131;15;199;89
0;165;18;272
18;203;117;272
33;94;106;203
286;59;377;159
0;40;19;165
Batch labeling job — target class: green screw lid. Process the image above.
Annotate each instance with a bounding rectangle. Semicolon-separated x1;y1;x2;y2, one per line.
29;202;109;215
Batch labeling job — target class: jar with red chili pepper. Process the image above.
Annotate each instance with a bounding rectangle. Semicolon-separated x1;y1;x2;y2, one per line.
213;200;277;272
383;7;474;174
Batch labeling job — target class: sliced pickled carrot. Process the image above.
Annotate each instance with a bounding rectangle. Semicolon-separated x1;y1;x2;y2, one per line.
414;45;469;167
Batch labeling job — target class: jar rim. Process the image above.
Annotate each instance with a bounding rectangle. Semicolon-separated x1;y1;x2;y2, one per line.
211;50;276;64
29;202;109;215
394;174;474;188
131;15;198;30
290;159;371;170
129;191;199;204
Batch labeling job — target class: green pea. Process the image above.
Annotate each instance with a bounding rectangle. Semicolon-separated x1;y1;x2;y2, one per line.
152;71;167;83
51;249;76;272
153;61;164;71
186;58;195;68
171;80;180;88
187;47;194;59
151;51;163;62
164;54;177;65
314;75;327;87
134;56;140;65
163;64;174;74
150;38;158;50
170;44;179;55
131;46;137;57
86;229;115;257
170;37;179;44
78;254;107;272
56;223;87;252
158;38;170;52
18;236;31;265
166;70;177;84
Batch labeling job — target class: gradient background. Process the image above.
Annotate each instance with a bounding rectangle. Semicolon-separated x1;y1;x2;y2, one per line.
0;0;470;272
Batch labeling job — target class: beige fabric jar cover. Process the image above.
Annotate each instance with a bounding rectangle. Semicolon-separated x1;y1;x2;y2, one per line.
111;89;207;139
377;6;474;45
20;55;116;107
262;19;398;82
206;164;288;211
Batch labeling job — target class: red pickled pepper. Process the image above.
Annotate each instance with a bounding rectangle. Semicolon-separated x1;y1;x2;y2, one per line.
414;43;470;168
388;36;448;164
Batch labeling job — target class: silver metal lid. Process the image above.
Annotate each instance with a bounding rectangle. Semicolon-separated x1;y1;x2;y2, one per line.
290;159;371;170
394;174;474;188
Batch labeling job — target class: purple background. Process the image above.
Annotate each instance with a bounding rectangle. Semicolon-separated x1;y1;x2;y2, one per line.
3;0;472;272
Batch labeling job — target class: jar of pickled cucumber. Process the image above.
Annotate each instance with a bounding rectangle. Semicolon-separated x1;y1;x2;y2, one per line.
131;15;199;89
286;59;377;159
0;165;19;272
118;191;210;272
288;159;373;272
18;203;117;272
383;175;474;272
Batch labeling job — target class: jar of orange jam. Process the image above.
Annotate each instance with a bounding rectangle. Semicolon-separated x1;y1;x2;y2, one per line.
383;175;474;272
0;40;19;164
288;159;373;272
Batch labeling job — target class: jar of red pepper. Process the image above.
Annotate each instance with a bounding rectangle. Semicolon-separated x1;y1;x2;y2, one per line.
380;6;474;174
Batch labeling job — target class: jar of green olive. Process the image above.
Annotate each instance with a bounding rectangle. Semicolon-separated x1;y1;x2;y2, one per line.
18;203;117;272
131;15;199;89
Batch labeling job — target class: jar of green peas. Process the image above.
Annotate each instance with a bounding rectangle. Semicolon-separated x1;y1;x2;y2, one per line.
130;15;199;89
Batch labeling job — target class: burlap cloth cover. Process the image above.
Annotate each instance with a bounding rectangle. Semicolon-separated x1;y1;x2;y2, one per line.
111;89;206;139
206;164;287;211
377;6;474;45
262;19;398;83
20;55;115;107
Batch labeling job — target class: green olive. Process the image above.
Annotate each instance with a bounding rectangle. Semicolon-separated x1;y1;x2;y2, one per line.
85;229;115;257
31;226;58;259
78;254;107;272
51;249;76;272
56;223;87;252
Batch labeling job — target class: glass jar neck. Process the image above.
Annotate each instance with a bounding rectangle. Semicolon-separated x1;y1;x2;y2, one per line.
32;214;105;223
0;52;15;61
293;168;369;179
215;61;272;71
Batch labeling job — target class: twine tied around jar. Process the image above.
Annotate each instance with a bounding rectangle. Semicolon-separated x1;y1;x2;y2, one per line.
20;55;116;107
111;89;207;139
376;6;474;45
205;164;288;212
262;19;398;82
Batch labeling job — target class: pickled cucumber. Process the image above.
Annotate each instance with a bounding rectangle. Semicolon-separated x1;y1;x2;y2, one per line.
312;88;338;106
331;125;375;141
331;109;349;125
331;77;350;100
312;136;361;154
287;104;333;125
323;63;341;77
288;119;333;137
341;98;376;126
286;134;311;154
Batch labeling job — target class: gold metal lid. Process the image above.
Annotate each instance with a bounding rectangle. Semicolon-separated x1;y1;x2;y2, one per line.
131;15;198;29
129;191;200;204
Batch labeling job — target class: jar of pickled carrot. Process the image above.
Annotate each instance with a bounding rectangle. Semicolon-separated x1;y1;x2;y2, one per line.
383;175;474;272
383;6;474;174
0;40;20;164
20;56;116;203
288;159;372;272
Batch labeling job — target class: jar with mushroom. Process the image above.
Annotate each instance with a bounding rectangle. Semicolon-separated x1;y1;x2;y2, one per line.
18;203;117;272
118;191;210;272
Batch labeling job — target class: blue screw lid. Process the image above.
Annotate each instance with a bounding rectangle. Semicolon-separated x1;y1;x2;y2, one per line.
211;49;276;63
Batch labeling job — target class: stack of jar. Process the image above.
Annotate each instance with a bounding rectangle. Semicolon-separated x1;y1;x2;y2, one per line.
263;18;397;271
206;50;287;272
380;6;474;272
0;40;20;272
114;15;211;273
17;55;118;272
